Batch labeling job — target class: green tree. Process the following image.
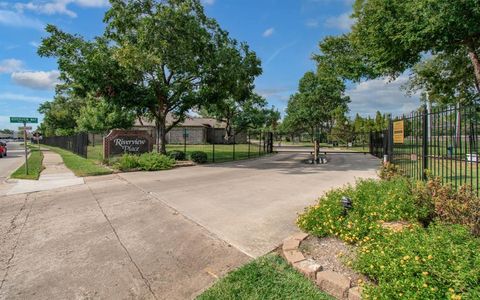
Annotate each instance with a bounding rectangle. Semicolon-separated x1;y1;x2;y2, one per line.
406;50;480;106
284;69;350;142
329;108;354;145
39;0;261;154
351;0;480;84
38;95;83;136
200;93;267;140
76;97;135;134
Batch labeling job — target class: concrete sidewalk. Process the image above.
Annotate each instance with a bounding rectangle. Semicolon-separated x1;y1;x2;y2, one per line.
0;176;249;299
5;150;84;195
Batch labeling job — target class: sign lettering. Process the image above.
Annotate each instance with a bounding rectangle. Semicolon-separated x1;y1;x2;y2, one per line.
104;130;153;158
393;120;405;144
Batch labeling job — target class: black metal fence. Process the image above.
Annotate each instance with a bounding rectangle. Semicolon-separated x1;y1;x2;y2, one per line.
41;132;88;158
387;104;479;196
164;129;273;163
369;131;386;159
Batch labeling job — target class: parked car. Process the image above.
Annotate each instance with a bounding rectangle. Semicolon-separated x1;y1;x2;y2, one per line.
0;142;6;158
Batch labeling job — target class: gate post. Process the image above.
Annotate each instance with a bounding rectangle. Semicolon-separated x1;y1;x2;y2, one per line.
387;119;394;163
422;106;429;181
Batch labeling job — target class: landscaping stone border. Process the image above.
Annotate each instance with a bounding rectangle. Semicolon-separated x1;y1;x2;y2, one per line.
282;233;362;300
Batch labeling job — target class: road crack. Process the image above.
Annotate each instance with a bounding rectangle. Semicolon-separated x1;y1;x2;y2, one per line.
86;185;158;300
0;194;33;292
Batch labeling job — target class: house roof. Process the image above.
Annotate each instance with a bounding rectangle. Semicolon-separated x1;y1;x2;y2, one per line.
134;114;226;128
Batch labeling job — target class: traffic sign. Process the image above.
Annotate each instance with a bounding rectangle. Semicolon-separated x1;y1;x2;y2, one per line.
18;126;33;131
10;117;38;124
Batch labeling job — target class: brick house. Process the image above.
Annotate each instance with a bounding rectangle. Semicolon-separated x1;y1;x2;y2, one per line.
132;115;247;144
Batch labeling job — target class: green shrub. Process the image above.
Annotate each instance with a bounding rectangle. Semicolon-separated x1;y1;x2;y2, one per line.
190;151;208;164
426;178;480;236
168;150;186;161
137;153;175;171
356;224;480;300
297;178;427;244
115;154;140;171
378;162;404;180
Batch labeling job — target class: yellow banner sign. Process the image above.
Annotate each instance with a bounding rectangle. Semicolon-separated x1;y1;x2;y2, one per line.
393;120;404;144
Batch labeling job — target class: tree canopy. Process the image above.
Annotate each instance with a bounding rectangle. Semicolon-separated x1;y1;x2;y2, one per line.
283;69;350;141
39;0;262;153
351;0;480;83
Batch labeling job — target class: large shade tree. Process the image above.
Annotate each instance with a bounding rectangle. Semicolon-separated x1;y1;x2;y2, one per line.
405;50;480;106
283;69;350;142
39;0;261;154
351;0;480;84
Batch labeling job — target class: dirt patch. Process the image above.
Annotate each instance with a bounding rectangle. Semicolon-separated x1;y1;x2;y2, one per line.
299;236;369;287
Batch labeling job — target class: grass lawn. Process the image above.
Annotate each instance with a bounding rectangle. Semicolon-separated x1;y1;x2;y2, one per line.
45;145;112;177
89;144;267;163
166;143;267;163
87;145;104;161
197;254;332;300
10;148;44;180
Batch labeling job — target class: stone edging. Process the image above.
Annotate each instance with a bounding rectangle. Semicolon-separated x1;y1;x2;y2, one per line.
282;233;362;300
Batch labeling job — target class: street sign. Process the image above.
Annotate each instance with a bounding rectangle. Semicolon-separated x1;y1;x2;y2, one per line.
9;116;37;175
10;117;38;124
18;126;33;131
393;120;405;144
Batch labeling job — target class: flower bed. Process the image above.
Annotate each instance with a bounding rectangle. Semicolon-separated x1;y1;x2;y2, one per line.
297;174;480;299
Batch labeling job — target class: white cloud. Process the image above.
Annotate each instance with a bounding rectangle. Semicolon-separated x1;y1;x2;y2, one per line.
0;59;24;73
262;27;275;38
15;1;76;18
74;0;109;7
256;87;294;103
201;0;215;5
9;0;109;18
347;75;421;117
29;41;40;48
11;70;60;90
0;92;45;103
305;19;319;28
325;12;355;31
0;9;44;30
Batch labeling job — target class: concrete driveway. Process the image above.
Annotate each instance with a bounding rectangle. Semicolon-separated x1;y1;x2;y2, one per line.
0;152;379;299
119;152;379;257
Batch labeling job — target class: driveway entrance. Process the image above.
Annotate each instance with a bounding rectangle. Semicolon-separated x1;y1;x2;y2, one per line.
0;152;379;299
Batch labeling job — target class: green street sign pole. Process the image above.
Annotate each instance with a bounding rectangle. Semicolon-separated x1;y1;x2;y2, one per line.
23;122;28;175
10;117;38;175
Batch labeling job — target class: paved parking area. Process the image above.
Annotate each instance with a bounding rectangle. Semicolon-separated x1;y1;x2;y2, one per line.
0;152;379;299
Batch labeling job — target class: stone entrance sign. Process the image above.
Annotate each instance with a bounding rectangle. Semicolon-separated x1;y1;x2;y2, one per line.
104;130;153;159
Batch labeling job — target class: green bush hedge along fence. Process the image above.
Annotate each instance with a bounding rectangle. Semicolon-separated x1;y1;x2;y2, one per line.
43;130;274;164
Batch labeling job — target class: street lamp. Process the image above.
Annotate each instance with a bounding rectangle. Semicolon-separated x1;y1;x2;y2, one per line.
341;196;353;216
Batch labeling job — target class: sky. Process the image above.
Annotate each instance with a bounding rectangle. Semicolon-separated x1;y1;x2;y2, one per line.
0;0;421;130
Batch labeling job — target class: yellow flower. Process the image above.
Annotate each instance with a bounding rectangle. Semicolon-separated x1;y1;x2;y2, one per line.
403;255;410;260
428;255;433;260
422;272;429;276
423;283;428;288
415;256;420;261
449;288;455;293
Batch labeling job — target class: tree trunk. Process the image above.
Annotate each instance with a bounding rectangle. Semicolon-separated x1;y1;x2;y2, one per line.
155;116;167;154
468;48;480;86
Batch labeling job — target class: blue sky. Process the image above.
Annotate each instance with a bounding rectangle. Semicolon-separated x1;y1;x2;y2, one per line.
0;0;420;130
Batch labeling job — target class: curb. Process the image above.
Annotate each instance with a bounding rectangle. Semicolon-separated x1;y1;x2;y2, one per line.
282;233;362;300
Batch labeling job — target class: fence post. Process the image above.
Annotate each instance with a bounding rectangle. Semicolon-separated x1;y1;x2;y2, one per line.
212;127;215;163
387;119;394;163
248;130;251;158
233;129;236;161
183;128;187;154
422;106;429;181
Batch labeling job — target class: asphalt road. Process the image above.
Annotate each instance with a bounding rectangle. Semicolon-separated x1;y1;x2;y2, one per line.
0;142;27;182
